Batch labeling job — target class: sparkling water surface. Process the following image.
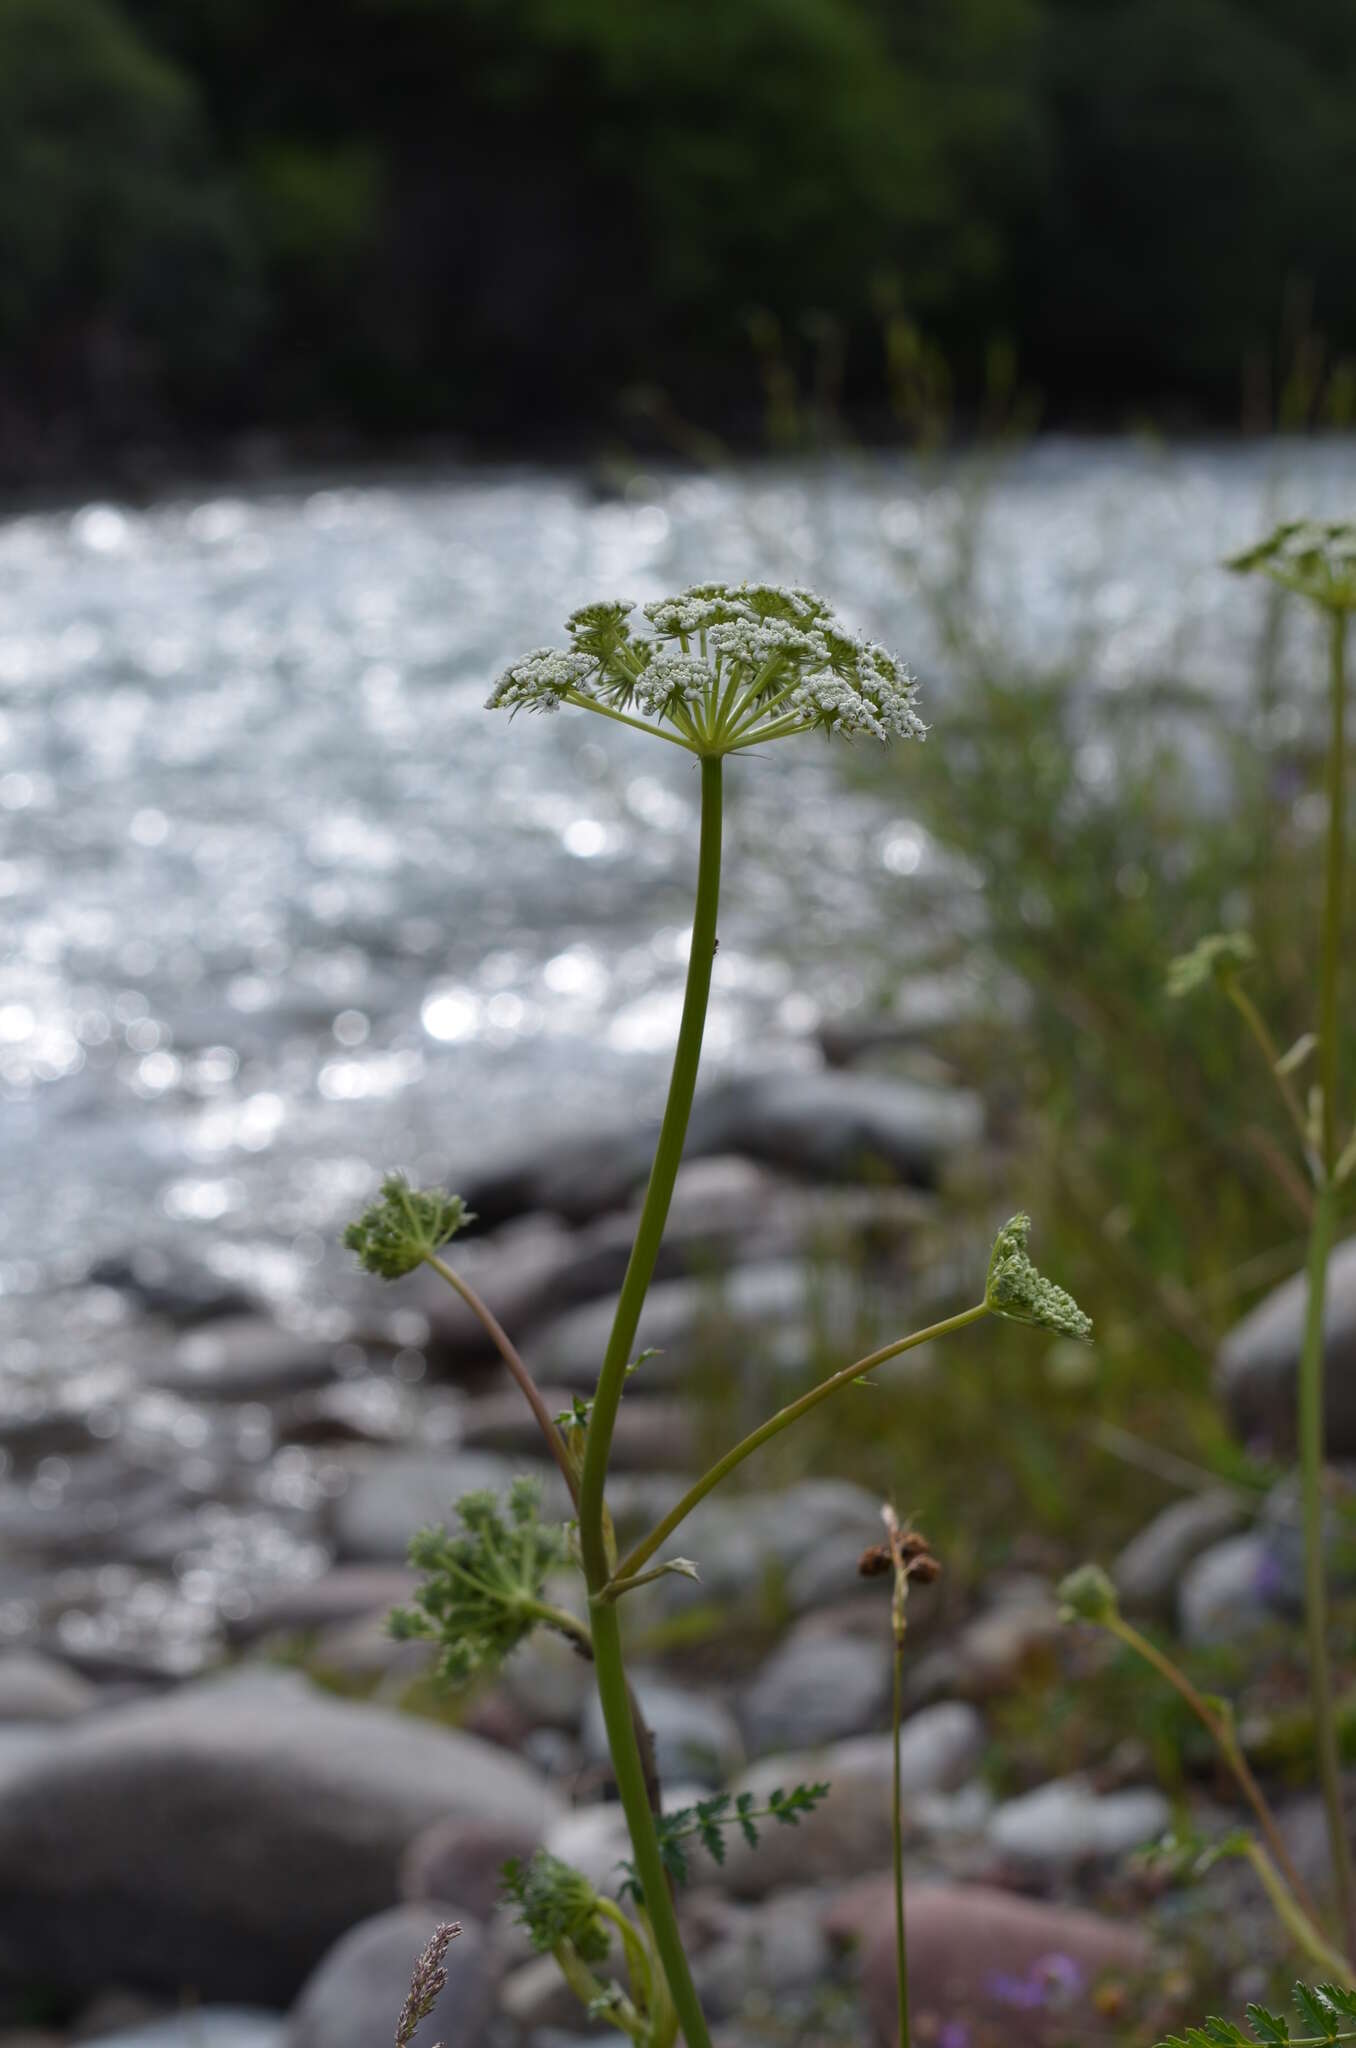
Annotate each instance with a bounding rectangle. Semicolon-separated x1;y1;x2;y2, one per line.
1;439;1354;1669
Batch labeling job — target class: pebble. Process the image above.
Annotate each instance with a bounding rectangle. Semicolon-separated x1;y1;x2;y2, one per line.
80;2014;286;2048
583;1670;744;1787
987;1774;1171;1870
714;1704;985;1896
1177;1532;1281;1645
1113;1491;1250;1614
739;1624;892;1755
1216;1239;1356;1453
0;1650;98;1722
833;1879;1151;2046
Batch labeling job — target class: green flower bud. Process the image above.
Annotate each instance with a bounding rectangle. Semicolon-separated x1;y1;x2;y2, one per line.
1165;931;1255;1000
985;1214;1093;1342
343;1173;471;1279
1058;1563;1120;1626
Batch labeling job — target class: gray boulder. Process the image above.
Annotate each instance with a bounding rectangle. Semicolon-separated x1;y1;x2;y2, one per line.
1178;1532;1283;1645
146;1319;340;1401
328;1451;554;1562
582;1671;743;1787
987;1775;1170;1871
80;2012;285;2048
288;1907;493;2048
0;1649;98;1721
1112;1491;1250;1615
715;1703;985;1896
0;1669;558;2001
739;1624;892;1755
1217;1240;1356;1452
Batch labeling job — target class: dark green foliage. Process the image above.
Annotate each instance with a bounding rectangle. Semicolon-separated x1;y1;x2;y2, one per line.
7;0;1356;462
1159;1985;1356;2048
619;1782;831;1900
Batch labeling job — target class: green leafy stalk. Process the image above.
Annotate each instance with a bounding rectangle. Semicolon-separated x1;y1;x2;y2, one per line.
577;754;724;2048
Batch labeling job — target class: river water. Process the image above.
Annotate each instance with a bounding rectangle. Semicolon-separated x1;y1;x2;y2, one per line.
0;437;1352;1669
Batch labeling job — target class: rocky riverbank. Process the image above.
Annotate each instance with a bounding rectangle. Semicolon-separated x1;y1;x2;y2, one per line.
1;1055;1352;2045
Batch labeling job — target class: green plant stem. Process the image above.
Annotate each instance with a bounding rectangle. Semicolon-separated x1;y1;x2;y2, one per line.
424;1252;577;1503
1244;1840;1355;1984
1321;611;1348;1176
1109;1614;1321;1927
891;1643;910;2048
1225;979;1318;1176
577;755;724;2048
610;1303;990;1587
1300;1182;1356;1950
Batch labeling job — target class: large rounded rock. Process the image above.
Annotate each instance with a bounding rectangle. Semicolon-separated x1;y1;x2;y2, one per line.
1217;1241;1356;1452
0;1669;559;2001
0;1650;98;1722
1112;1492;1249;1615
716;1704;985;1896
739;1624;892;1756
288;1907;493;2048
582;1671;743;1788
685;1070;983;1187
835;1880;1151;2046
987;1775;1170;1871
328;1452;558;1562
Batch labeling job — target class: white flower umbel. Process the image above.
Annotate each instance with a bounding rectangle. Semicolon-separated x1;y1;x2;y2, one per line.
486;583;923;756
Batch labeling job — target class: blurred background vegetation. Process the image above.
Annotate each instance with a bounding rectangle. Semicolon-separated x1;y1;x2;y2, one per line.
5;0;1356;482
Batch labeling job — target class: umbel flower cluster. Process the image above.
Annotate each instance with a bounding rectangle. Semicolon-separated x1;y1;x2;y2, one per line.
487;584;924;755
1228;521;1356;614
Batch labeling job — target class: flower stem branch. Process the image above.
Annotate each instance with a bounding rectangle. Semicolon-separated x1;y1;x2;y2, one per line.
610;1303;990;1588
424;1252;578;1504
1108;1611;1321;1927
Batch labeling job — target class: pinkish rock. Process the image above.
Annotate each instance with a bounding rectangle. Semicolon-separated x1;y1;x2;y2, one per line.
826;1879;1151;2046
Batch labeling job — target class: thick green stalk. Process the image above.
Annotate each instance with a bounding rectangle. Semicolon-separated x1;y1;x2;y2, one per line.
1299;1182;1355;1948
610;1303;990;1587
578;754;723;1575
891;1644;910;2048
578;755;724;2048
1321;612;1347;1175
1300;607;1355;1953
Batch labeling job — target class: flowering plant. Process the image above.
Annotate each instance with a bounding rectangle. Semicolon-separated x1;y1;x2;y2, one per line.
348;581;1085;2047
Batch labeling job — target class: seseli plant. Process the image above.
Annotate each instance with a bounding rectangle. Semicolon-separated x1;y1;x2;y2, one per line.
346;582;1089;2047
1060;523;1356;2014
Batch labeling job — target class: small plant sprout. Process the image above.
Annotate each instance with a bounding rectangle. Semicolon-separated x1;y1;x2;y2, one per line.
861;1511;942;2048
346;585;1086;2048
394;1919;460;2048
1057;1566;1350;1980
